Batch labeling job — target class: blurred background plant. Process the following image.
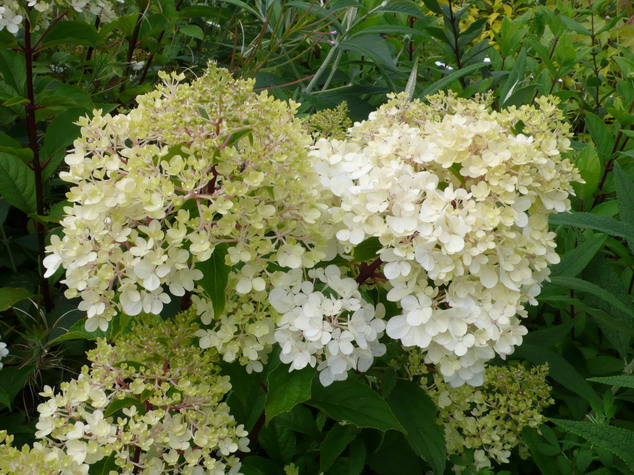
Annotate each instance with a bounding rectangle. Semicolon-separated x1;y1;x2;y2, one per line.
0;0;634;473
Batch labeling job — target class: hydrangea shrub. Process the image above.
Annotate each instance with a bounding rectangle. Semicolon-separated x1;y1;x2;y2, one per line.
22;63;583;472
2;310;247;474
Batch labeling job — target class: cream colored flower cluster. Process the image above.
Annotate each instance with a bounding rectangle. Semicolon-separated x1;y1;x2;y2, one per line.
311;92;580;386
427;364;553;471
45;64;330;334
0;431;87;475
15;310;248;474
0;0;120;34
269;265;387;386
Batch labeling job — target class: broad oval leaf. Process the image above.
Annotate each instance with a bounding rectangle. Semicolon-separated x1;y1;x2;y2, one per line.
308;379;405;432
195;243;231;318
0;152;36;214
265;365;315;422
387;380;446;474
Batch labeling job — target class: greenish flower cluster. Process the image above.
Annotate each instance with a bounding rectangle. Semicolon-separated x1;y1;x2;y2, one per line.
0;310;248;474
302;102;353;140
45;64;331;368
427;364;553;470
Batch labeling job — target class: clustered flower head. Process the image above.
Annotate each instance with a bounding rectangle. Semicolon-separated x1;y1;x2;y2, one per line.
45;64;330;342
268;265;387;386
427;364;553;471
0;0;121;34
311;92;580;386
0;310;248;474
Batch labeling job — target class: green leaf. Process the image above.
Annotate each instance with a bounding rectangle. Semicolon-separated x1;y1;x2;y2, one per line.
550;234;607;278
500;48;527;107
339;35;398;72
319;423;358;473
0;152;36;214
421;62;489;97
549;276;634;321
585;112;614;158
265;365;315;423
218;0;261;18
49;319;109;344
308;380;405;432
104;397;141;417
387;380;446;474
42;108;84;159
0;287;32;311
550;419;634;471
421;0;442;14
549;213;634;242
588;375;634;389
521;427;559;475
513;343;601;408
38;21;100;48
2;96;29;107
573;146;601;197
352;237;381;262
0;366;35;409
614;162;634;252
0;387;11;409
374;1;426;18
195;243;231;318
181;25;204;40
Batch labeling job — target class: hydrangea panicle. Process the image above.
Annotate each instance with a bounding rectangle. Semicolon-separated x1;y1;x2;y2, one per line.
311;92;580;386
46;64;332;357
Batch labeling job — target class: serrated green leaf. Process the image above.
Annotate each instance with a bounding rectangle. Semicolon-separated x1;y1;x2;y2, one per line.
549;276;634;321
195;243;230;318
308;380;405;432
549;213;634;242
588;375;634;389
550;419;634;471
0;287;32;311
319;423;358;473
0;152;36;214
387;380;446;474
265;365;315;422
513;343;601;408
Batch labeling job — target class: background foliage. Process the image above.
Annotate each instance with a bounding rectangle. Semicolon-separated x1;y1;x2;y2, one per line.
1;0;634;473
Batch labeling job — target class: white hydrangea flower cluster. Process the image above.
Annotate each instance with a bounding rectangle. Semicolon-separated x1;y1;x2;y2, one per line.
269;265;386;386
20;310;249;474
0;0;120;34
311;92;580;386
45;65;330;334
